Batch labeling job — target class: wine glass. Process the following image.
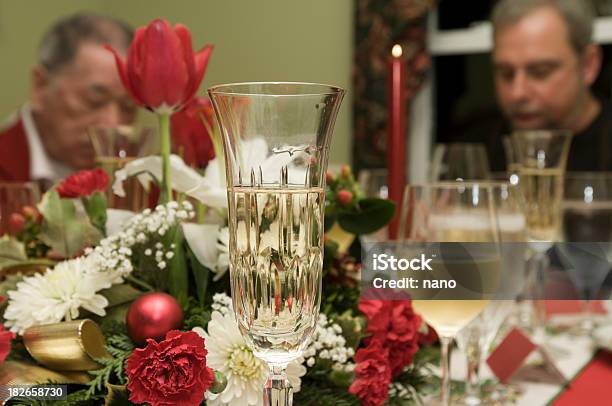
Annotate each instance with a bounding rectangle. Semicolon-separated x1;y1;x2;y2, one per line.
399;183;502;406
430;143;491;182
209;82;344;405
510;130;573;340
0;182;41;236
455;181;527;405
558;172;612;332
89;126;155;211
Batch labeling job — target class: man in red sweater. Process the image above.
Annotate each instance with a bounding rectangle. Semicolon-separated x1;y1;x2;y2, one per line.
0;13;136;186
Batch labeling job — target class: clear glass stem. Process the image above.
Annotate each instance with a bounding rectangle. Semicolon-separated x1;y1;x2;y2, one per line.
440;336;453;406
464;333;482;406
264;363;293;406
528;250;549;342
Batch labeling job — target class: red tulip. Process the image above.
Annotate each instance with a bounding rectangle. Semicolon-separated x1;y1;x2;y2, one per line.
106;19;214;113
170;97;216;168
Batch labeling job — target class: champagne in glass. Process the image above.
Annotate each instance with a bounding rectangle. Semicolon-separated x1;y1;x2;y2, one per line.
228;186;324;362
210;82;344;406
510;130;572;342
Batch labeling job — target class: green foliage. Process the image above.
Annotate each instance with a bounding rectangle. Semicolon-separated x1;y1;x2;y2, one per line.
182;296;212;331
85;332;134;399
166;225;188;306
81;192;108;237
0;236;28;269
186;244;210;305
294;378;359;406
337;198;395;235
325;167;395;235
38;191;101;258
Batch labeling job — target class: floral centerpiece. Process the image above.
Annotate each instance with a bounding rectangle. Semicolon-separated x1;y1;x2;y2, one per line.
0;18;439;406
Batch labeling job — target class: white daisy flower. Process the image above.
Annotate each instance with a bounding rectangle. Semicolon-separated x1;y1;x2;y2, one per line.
4;257;111;334
194;295;306;406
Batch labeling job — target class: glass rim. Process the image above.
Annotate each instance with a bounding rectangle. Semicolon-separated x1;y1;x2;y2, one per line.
406;181;511;189
0;181;40;188
207;81;345;97
510;129;573;137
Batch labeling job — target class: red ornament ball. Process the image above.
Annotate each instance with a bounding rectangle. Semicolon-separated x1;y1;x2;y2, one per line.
126;292;184;345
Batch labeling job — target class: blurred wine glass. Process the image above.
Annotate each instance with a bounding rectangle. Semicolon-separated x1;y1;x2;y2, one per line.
455;181;527;405
558;172;612;332
0;182;40;236
430;143;491;182
400;182;502;406
90;126;155;211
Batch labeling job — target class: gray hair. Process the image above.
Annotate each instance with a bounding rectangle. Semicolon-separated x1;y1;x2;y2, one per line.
492;0;595;54
38;13;133;73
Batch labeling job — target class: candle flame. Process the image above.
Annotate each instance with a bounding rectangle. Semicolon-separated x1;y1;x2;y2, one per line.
392;44;403;58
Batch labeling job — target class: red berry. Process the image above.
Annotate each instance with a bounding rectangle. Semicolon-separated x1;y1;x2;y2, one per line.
340;165;351;178
8;213;26;235
325;171;334;183
22;206;42;223
337;189;353;206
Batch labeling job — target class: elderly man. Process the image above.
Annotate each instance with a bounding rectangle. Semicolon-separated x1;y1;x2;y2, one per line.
476;0;610;171
0;13;136;184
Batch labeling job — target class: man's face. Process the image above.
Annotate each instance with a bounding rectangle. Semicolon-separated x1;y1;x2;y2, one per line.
32;42;137;169
493;6;589;130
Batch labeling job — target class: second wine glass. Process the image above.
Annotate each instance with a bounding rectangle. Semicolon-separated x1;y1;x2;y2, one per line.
400;182;502;406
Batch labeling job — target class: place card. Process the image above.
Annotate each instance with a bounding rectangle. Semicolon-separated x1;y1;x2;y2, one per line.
487;327;568;385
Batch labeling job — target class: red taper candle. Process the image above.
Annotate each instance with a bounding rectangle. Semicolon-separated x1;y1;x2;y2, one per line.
387;44;407;239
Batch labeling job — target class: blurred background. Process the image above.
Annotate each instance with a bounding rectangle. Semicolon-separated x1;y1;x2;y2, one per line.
0;0;354;165
2;0;612;170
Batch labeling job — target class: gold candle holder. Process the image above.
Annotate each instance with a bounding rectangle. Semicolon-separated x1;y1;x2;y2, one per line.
23;319;111;371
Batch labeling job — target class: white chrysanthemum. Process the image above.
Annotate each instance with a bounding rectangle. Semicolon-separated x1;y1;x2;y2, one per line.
4;257;111;334
194;296;306;406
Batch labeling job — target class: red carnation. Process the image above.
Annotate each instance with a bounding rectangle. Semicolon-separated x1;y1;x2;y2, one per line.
171;97;216;168
349;339;392;406
126;330;214;406
56;169;109;198
358;298;422;376
0;297;14;366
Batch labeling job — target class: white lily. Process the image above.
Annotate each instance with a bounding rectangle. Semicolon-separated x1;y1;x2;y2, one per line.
112;154;202;197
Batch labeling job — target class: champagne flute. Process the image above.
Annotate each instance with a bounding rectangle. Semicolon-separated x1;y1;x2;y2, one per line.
89;126;155;211
510;130;573;340
430;143;491;182
558;172;612;332
399;183;502;406
455;181;527;405
209;82;344;406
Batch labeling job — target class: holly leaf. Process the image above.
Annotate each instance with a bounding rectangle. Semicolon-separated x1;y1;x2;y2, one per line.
337;198;395;235
0;236;27;269
99;284;143;307
38;191;100;258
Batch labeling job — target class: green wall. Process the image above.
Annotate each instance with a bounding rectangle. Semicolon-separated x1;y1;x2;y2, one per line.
0;0;353;164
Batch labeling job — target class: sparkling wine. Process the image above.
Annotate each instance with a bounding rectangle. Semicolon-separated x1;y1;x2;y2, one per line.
228;186;324;364
412;300;490;337
518;168;564;241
